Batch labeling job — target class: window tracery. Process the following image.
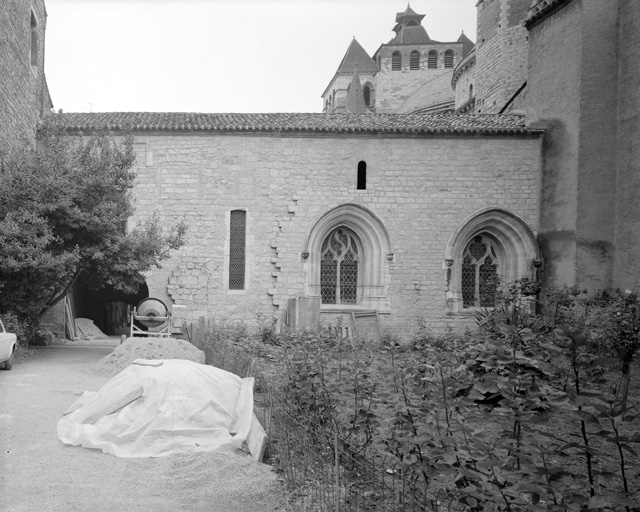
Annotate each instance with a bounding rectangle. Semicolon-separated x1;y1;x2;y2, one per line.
320;228;359;305
461;235;499;307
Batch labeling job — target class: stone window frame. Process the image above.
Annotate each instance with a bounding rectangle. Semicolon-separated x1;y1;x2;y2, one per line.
302;204;392;312
444;208;539;315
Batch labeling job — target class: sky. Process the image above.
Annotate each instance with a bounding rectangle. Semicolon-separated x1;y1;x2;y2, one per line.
44;0;477;114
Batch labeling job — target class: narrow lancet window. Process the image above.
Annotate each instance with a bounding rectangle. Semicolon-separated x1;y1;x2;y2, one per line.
229;210;246;290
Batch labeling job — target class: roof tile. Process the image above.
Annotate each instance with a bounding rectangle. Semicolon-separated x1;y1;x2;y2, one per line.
52;112;542;136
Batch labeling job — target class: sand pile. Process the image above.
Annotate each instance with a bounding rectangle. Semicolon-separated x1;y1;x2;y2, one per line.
94;337;205;376
74;318;108;339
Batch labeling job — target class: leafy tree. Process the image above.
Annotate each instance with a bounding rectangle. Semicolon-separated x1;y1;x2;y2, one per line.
0;120;186;343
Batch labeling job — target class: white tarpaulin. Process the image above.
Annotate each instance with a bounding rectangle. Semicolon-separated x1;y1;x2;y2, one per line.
57;359;260;459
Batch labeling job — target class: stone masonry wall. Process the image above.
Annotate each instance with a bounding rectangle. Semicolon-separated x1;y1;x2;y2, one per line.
0;0;49;153
614;0;640;288
475;0;529;114
453;60;476;110
130;132;541;339
527;0;582;287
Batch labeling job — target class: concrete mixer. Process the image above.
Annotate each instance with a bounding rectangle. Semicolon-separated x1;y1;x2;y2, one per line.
130;297;173;337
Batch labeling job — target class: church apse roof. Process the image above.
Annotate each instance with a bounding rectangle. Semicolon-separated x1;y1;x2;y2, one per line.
54;112;543;136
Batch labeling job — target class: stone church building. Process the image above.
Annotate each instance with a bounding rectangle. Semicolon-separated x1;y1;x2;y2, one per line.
2;0;638;340
58;112;543;338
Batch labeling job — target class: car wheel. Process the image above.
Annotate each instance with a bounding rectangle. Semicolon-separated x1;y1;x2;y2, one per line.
3;351;14;370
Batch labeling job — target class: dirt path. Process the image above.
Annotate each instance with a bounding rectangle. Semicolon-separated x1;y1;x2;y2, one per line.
0;344;284;512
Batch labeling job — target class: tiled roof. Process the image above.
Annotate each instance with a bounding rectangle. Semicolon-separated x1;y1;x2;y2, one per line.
53;112;543;136
388;25;432;45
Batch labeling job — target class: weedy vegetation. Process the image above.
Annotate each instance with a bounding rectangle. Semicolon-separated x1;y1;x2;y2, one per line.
191;283;640;511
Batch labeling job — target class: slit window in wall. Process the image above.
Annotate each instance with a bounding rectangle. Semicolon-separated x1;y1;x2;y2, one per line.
30;11;38;68
229;210;246;290
357;161;367;190
363;84;372;107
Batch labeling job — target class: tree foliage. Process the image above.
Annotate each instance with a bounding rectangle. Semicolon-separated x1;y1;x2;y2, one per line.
0;120;186;340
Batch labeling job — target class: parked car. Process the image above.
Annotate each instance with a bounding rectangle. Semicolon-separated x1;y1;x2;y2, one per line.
0;317;18;370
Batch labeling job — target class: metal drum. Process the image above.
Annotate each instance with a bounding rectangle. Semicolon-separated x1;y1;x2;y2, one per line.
134;298;169;328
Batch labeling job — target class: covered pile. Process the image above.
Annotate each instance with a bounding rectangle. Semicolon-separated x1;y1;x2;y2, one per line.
58;359;261;459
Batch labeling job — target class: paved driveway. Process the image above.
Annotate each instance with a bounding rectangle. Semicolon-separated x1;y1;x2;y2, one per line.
0;344;283;512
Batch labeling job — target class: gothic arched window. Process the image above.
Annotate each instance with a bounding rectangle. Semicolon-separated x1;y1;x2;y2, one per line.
320;227;360;305
444;208;539;314
392;51;402;71
461;235;499;307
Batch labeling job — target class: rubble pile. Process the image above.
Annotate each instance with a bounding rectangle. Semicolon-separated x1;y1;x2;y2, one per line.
94;337;205;375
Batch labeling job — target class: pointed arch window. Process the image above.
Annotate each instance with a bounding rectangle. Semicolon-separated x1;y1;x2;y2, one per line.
320;227;360;305
444;209;539;314
392;51;402;71
428;50;437;69
444;49;454;68
410;50;420;70
461;235;499;307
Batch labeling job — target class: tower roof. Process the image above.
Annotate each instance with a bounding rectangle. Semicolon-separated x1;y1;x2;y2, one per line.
457;31;475;58
389;3;431;44
395;4;425;23
335;38;379;75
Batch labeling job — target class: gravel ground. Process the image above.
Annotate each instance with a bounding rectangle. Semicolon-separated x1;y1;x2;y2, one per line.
0;343;285;512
